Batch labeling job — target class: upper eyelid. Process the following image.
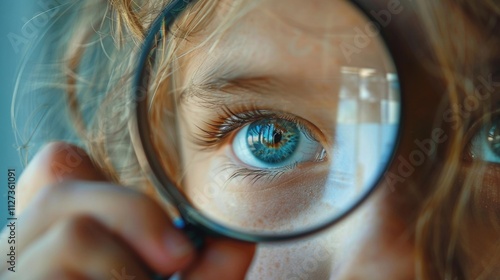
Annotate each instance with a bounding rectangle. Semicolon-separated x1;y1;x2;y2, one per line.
463;110;500;144
223;107;329;143
191;106;329;151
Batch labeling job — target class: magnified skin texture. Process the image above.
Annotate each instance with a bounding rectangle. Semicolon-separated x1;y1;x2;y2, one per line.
9;0;500;278
173;0;408;278
166;0;500;278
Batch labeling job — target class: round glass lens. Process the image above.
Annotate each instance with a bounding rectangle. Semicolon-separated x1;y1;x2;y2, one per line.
133;0;401;238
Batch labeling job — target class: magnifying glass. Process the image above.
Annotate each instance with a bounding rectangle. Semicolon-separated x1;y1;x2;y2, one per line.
129;0;401;245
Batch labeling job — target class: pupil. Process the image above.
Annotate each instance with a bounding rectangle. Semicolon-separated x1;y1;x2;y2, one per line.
273;132;282;144
247;119;300;164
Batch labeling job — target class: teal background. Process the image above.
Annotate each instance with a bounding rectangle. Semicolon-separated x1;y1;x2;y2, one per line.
0;1;35;226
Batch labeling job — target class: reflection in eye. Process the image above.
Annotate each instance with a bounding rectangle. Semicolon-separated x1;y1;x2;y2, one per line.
193;107;328;183
469;118;500;164
233;118;326;169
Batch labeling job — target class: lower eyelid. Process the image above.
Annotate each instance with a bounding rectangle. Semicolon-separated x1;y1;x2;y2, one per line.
223;144;329;187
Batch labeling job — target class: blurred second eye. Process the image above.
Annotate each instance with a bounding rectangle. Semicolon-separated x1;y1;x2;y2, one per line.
468;118;500;164
232;118;325;169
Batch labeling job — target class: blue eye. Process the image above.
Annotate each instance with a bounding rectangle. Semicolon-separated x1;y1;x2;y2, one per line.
232;118;325;168
469;119;500;163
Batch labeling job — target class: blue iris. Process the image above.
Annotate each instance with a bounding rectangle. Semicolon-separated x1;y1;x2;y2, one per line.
487;120;500;156
246;119;300;164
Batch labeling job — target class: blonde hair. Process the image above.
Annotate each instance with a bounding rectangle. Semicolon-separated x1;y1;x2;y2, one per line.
14;0;500;279
413;1;500;279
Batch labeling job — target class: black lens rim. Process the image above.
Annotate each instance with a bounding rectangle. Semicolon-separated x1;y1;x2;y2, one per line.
132;0;404;242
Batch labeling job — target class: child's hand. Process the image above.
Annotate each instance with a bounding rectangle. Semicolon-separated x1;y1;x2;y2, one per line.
0;142;255;279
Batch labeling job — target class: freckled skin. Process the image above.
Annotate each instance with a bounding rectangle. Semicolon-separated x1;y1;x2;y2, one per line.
167;0;499;279
176;1;399;278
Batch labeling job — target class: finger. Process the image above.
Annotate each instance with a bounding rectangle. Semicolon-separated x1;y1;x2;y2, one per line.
182;238;256;280
1;215;151;280
18;142;106;213
13;181;195;276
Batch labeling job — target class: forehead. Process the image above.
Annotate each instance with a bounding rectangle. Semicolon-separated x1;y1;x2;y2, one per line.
179;0;391;85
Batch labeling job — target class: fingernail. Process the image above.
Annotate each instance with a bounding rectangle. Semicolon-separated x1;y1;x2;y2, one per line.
164;230;194;258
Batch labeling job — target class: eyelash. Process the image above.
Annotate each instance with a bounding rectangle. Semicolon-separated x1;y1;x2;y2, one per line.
193;104;318;149
193;104;321;183
218;161;298;185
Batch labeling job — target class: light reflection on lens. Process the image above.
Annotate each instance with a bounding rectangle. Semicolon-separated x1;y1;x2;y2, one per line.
142;0;401;237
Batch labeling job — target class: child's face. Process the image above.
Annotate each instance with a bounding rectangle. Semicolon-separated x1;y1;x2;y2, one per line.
175;0;394;225
152;0;497;278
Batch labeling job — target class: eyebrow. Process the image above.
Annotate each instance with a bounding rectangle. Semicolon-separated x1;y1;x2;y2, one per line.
180;76;282;104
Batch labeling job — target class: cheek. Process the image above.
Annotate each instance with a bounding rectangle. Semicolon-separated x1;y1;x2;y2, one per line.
249;239;335;279
182;145;416;278
455;165;500;278
472;164;500;214
183;150;330;231
246;199;380;279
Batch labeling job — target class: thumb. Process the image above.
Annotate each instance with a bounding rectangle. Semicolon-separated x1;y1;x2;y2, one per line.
17;142;106;213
